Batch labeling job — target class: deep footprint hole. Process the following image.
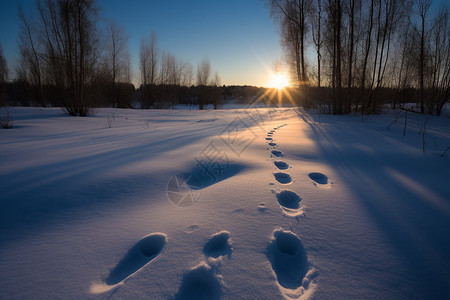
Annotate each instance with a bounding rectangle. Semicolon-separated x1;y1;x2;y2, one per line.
274;161;288;170
276;190;301;209
274;172;292;184
106;233;167;286
308;172;328;185
275;231;299;255
138;234;167;257
267;229;309;290
271;150;284;157
268;142;277;147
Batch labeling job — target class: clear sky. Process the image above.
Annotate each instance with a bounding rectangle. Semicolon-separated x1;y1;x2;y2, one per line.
0;0;282;87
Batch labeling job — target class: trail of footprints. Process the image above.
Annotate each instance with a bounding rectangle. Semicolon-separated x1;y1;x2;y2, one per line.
267;124;301;216
91;122;324;298
265;123;320;298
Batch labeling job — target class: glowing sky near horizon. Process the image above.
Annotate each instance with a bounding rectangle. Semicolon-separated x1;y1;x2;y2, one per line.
0;0;283;87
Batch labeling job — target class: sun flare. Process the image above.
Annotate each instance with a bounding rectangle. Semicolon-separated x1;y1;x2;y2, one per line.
268;73;290;90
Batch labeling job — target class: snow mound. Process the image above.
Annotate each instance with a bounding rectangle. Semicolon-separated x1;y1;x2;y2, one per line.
203;231;232;259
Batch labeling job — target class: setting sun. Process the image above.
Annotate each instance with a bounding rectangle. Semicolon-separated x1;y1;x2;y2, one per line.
268;72;290;89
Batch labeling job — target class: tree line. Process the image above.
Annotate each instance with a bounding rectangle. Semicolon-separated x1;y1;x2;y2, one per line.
268;0;449;115
0;0;234;115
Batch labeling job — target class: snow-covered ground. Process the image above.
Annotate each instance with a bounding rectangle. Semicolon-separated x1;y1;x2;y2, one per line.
0;105;449;299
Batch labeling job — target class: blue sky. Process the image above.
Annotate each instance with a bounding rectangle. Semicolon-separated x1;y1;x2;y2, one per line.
0;0;282;87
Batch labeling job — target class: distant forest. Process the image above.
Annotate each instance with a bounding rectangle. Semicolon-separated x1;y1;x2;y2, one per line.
0;0;449;116
268;0;449;115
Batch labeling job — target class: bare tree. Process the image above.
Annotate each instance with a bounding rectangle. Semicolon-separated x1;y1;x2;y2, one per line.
211;71;222;109
393;22;415;108
310;0;324;88
160;51;179;85
34;0;101;116
345;0;362;90
197;57;212;110
18;5;45;106
149;31;158;85
364;0;405;113
140;31;158;86
325;0;343;114
139;38;150;87
269;0;312;85
412;0;433;113
358;0;376;115
196;57;211;86
180;62;194;87
139;31;159;108
0;44;8;107
427;8;450;115
105;21;130;107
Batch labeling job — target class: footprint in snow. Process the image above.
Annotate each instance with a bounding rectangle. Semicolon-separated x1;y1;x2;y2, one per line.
91;233;167;293
265;137;273;141
274;172;293;184
268;142;277;147
173;263;222;300
105;233;166;285
267;229;315;298
271;150;284;157
276;190;303;217
203;231;232;259
185;225;200;234
274;161;288;170
308;172;330;187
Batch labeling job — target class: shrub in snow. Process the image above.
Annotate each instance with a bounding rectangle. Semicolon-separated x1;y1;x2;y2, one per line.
0;108;13;129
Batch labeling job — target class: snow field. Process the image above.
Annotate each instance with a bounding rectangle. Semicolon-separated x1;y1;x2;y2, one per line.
0;106;449;299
